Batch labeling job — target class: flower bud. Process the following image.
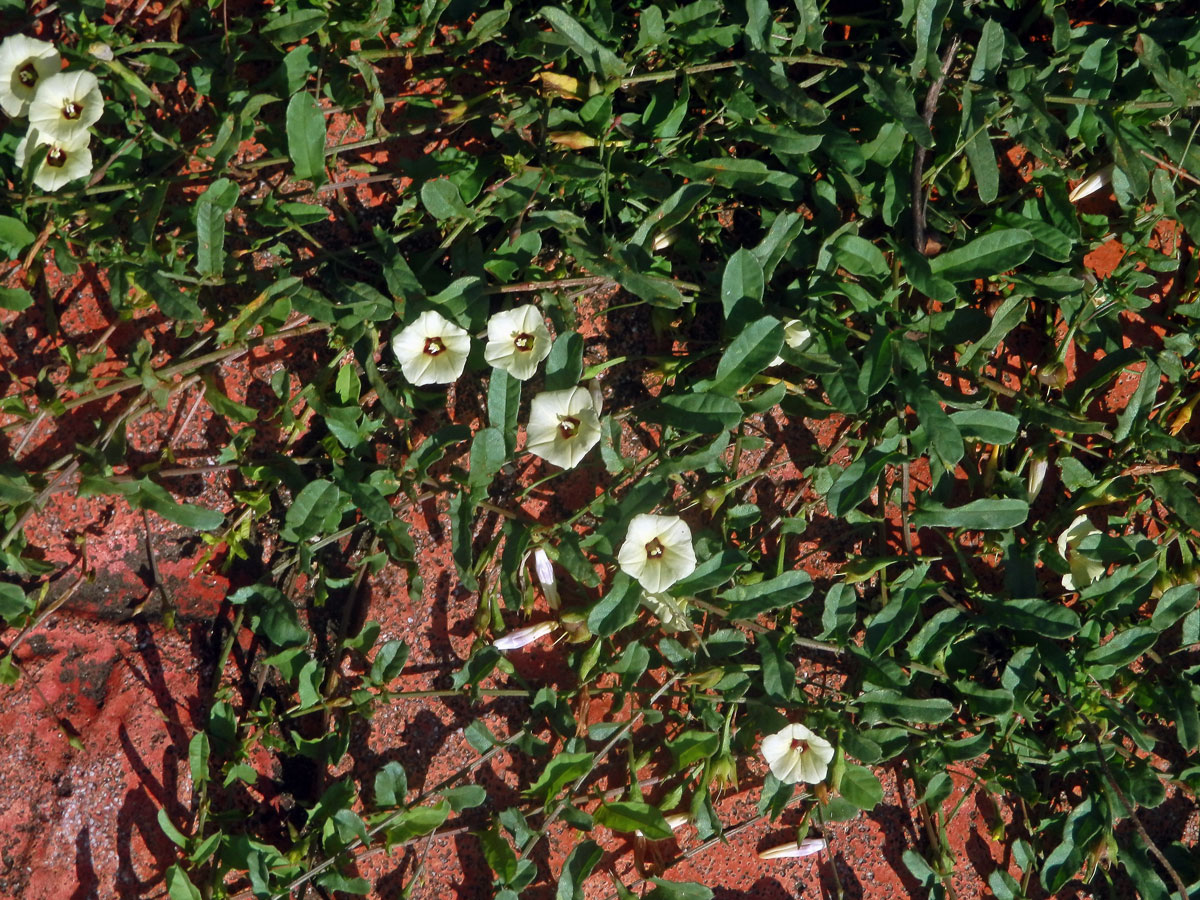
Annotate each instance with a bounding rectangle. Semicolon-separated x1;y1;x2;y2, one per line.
758;838;827;860
532;547;559;609
536;71;581;100
707;753;738;792
1027;454;1049;502
493;620;555;651
1068;165;1113;203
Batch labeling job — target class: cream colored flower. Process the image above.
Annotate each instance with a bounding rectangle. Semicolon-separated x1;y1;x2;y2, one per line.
617;514;696;593
15;129;92;192
1057;514;1106;592
493;620;555;651
642;591;690;632
769;318;812;366
758;838;827;860
525;386;601;469
484;305;552;381
0;35;60;119
28;70;103;144
391;309;471;386
761;723;834;785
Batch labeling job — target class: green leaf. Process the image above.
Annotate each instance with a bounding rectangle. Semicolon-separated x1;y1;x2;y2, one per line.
825;444;901;517
0;583;31;622
839;763;883;810
949;409;1020;444
194;178;239;278
527;752;595;801
544;331;584;391
135;480;225;531
539;7;625;82
644;879;713;900
261;9;328;42
370;640;409;684
468;427;507;499
0;216;35;258
0;287;33;311
983;597;1081;639
449;491;477;591
929;229;1034;282
588;572;641;636
594;801;673;840
720;248;765;326
911;385;964;470
819;583;858;644
647;394;743;432
420;178;470;220
1084;625;1158;669
1151;584;1197;632
911;497;1028;530
286;92;326;183
373;761;408;807
283;479;340;540
489;368;522;455
720;570;812;618
666;730;719;769
858;689;954;724
632;183;712;249
557;839;603;900
706;316;783;396
831;233;888;278
166;865;202;900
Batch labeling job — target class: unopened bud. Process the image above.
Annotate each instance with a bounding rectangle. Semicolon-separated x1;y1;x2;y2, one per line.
548;131;597;150
492;620;555;651
1028;455;1049;502
535;71;581;100
532;548;559;609
758;838;827;860
588;378;604;416
1068;165;1113;203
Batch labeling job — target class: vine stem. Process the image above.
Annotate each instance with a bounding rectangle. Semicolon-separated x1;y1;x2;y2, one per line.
517;673;683;863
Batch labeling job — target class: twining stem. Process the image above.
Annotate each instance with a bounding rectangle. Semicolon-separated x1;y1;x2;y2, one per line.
517;674;683;863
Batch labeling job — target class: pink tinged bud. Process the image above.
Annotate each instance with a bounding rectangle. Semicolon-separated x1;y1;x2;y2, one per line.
757;838;827;860
533;548;559;609
492;621;555;651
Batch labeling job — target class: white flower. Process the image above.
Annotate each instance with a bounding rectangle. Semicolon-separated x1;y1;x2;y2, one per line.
532;548;559;609
493;620;555;651
1057;514;1106;592
642;591;690;632
28;70;104;144
525;386;601;469
758;838;827;860
15;129;92;193
760;723;835;785
484;305;552;381
391;309;471;385
617;514;696;593
0;35;60;119
769;318;812;366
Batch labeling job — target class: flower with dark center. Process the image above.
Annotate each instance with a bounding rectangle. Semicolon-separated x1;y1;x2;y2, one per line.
15;128;93;192
485;305;553;380
761;724;834;785
28;70;104;143
0;35;61;119
526;387;600;469
391;310;471;385
618;514;696;593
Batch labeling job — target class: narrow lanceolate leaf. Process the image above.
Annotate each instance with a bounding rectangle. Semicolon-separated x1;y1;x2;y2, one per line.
911;497;1029;530
286;91;326;182
929;228;1034;282
539;6;625;82
194;178;239;277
